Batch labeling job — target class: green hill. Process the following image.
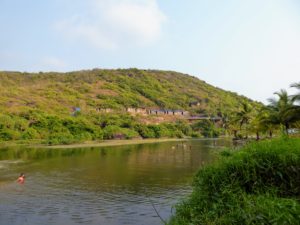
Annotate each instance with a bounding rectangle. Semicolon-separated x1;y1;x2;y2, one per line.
0;69;261;144
0;69;259;114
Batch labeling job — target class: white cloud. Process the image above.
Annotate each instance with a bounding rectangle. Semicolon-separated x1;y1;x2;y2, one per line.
55;16;117;50
104;0;166;43
55;0;166;49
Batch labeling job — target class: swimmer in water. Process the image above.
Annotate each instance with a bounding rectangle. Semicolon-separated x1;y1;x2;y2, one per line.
17;173;25;184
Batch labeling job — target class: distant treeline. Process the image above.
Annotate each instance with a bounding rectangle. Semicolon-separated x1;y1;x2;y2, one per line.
225;82;300;139
0;111;197;144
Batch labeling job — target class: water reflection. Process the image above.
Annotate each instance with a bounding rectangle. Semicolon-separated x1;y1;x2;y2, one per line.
0;139;231;225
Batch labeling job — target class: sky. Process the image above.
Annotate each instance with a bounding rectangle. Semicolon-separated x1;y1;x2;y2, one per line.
0;0;300;103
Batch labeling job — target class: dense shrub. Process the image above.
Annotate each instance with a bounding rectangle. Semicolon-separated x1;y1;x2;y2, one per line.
46;132;74;145
145;125;169;138
0;110;196;144
0;107;201;144
170;138;300;225
134;124;156;138
193;120;222;137
103;125;139;140
93;113;136;129
21;128;40;140
175;121;193;136
0;128;20;141
0;115;15;129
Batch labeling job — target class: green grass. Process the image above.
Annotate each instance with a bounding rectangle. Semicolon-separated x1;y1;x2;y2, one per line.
169;138;300;225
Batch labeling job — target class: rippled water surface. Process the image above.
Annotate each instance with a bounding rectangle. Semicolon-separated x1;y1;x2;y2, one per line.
0;139;231;225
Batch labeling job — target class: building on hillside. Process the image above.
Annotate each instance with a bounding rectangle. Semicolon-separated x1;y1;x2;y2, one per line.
148;109;165;115
147;109;189;116
165;109;173;115
173;110;188;116
96;108;113;113
126;107;148;114
96;106;190;116
136;108;148;114
126;107;136;113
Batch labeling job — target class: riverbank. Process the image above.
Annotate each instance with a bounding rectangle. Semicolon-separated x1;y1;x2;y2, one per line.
169;138;300;224
0;138;188;149
45;138;188;149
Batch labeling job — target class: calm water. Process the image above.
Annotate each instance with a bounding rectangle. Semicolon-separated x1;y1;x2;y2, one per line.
0;139;231;225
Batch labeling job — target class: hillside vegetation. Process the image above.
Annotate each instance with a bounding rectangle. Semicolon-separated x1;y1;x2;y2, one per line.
0;69;260;144
0;69;257;114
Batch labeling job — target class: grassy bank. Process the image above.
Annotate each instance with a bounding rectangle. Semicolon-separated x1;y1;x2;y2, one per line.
169;138;300;225
0;138;187;149
44;138;187;149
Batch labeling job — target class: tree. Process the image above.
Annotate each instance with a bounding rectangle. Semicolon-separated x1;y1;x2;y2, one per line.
267;89;295;134
192;120;221;138
291;82;300;103
257;109;278;138
290;82;300;122
233;102;254;138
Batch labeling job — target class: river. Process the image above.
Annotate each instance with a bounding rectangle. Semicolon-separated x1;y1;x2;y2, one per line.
0;139;232;225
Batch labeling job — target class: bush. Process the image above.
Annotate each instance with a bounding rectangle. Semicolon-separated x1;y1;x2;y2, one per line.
0;128;20;141
74;132;93;141
191;131;202;138
46;132;75;145
94;113;135;129
156;124;172;138
134;123;186;138
91;129;104;140
21;128;40;139
14;117;29;131
170;138;300;225
175;120;192;136
103;125;139;139
134;124;156;138
0;110;191;143
0;115;15;129
193;120;221;138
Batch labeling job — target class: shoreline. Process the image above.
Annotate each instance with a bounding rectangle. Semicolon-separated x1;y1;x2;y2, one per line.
45;138;188;149
0;138;188;149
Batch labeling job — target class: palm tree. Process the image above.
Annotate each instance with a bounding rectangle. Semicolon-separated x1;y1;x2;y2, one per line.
267;89;295;134
228;117;240;139
250;116;262;140
290;82;300;122
234;102;253;138
290;82;300;102
257;108;278;138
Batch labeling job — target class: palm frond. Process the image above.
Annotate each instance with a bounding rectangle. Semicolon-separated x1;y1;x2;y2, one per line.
290;82;300;89
290;82;300;103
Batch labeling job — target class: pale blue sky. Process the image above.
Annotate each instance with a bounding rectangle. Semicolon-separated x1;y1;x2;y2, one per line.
1;0;300;103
